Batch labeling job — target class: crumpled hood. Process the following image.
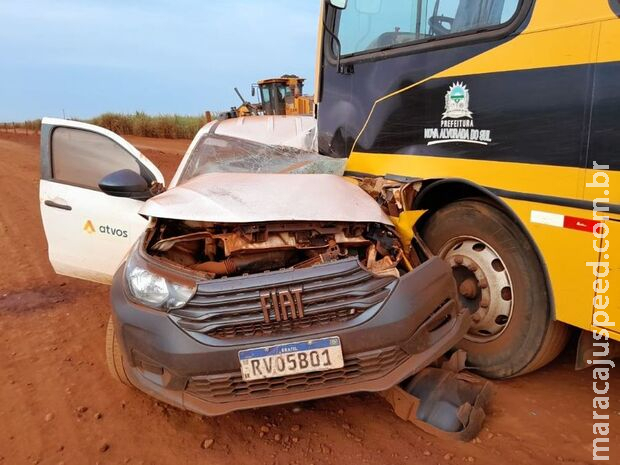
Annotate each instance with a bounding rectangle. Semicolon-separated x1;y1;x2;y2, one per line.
140;173;393;225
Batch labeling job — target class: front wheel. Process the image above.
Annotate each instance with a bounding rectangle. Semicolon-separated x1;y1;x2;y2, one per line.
420;200;570;379
105;316;132;386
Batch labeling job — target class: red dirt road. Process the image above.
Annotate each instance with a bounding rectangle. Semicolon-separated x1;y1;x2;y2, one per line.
0;132;618;465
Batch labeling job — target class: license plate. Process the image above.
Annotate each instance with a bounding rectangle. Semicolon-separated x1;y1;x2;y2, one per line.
238;337;344;381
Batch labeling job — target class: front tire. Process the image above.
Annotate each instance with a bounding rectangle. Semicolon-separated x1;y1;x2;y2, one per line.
105;316;132;386
420;200;570;379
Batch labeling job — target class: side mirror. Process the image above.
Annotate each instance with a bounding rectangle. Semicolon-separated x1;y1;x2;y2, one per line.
328;0;347;9
99;169;151;199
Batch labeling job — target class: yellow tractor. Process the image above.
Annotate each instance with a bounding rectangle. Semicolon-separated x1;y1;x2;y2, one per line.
254;75;314;116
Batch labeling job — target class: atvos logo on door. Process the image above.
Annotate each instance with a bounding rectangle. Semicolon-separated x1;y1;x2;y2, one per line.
83;220;129;238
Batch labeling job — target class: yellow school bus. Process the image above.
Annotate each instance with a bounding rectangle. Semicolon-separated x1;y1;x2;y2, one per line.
316;0;620;377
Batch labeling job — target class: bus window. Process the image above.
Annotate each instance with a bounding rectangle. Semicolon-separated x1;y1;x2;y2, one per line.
337;0;522;56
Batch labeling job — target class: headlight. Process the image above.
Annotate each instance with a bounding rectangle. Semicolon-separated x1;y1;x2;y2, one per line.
125;248;196;310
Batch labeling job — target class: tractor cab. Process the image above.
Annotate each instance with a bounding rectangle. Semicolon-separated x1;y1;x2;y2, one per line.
255;75;312;116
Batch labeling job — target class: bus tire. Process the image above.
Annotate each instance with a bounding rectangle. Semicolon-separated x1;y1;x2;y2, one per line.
420;200;571;379
105;316;132;387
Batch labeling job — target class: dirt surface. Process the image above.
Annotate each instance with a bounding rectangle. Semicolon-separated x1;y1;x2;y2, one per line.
0;132;618;465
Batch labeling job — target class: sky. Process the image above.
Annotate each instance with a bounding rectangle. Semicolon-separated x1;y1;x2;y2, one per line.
0;0;320;121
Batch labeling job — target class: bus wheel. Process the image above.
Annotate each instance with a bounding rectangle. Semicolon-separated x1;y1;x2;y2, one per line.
105;316;132;386
420;200;570;379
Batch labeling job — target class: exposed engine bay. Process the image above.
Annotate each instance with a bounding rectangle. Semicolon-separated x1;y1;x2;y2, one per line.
147;220;411;279
140;171;426;280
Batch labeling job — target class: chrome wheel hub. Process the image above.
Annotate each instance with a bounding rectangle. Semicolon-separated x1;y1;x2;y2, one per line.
440;237;514;342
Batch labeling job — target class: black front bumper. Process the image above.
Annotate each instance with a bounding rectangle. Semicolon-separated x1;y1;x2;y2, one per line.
111;257;468;416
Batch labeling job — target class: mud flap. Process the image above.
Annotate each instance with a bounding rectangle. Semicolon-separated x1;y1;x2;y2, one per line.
381;351;492;442
575;329;620;370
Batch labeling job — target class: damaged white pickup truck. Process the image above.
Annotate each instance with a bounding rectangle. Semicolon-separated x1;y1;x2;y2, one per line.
39;115;473;423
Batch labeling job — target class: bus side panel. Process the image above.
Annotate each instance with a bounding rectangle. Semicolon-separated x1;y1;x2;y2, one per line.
586;19;620;202
592;220;619;337
502;200;613;336
589;19;620;337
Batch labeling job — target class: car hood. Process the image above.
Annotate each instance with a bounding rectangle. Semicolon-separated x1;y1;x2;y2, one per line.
140;172;393;225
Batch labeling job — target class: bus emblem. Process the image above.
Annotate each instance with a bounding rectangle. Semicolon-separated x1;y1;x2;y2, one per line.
423;81;493;147
443;82;473;120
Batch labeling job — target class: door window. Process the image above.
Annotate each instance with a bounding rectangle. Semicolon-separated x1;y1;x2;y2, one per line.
261;87;271;104
51;127;141;190
337;0;522;56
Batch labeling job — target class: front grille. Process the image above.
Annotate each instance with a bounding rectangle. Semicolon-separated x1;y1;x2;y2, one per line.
169;258;396;341
207;307;365;339
186;346;408;403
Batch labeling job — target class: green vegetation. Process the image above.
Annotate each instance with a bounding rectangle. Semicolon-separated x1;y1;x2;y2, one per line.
7;112;213;139
89;112;208;139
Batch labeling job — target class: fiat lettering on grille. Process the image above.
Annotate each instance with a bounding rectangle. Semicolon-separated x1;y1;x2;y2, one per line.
260;287;304;323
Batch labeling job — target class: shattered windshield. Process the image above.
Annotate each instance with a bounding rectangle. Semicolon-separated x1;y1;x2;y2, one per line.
178;134;347;184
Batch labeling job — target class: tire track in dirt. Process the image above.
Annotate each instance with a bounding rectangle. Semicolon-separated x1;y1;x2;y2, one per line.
0;133;113;463
0;136;53;289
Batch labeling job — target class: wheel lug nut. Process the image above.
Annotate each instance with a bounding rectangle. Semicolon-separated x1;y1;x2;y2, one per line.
479;278;488;289
467;263;479;272
454;256;464;265
458;279;478;299
472;313;482;323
